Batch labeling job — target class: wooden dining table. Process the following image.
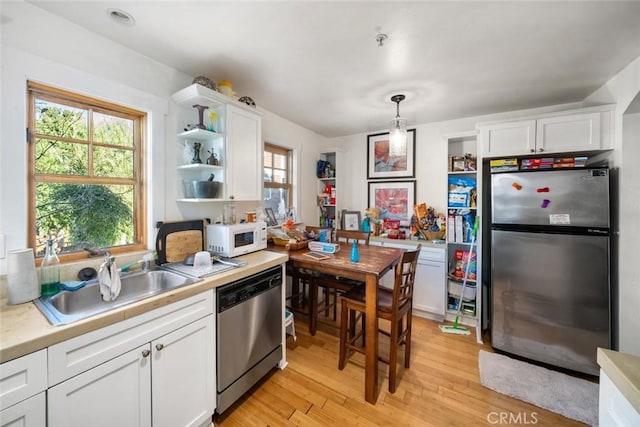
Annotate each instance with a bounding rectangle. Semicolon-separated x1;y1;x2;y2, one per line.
279;242;405;404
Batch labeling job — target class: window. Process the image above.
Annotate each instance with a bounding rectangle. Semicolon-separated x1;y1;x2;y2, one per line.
27;81;146;260
263;143;292;220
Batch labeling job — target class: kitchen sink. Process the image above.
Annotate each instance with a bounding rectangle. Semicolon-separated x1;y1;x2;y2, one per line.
34;269;201;326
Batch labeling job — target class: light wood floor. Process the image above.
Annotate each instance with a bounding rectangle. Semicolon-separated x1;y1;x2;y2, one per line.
214;314;587;426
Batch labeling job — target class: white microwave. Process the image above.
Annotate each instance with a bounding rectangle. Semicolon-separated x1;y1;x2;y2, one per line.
206;221;268;258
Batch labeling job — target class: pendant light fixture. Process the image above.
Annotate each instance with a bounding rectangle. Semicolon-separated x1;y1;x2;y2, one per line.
389;94;407;156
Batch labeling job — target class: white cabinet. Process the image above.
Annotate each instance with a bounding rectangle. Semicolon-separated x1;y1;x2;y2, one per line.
48;344;152;427
47;291;215;427
479;119;536;158
414;247;446;319
151;316;214;427
225;104;263;201
1;393;46;427
0;349;47;427
370;240;446;320
599;370;640;427
479;105;614;158
172;83;263;202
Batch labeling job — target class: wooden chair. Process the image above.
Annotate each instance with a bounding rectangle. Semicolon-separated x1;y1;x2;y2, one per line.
338;244;421;393
309;230;371;334
285;225;333;334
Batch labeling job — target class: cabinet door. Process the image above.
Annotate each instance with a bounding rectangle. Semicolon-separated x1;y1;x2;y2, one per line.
536;112;601;154
48;345;152;427
225;105;262;201
0;392;45;427
414;259;446;318
152;316;215;427
479;120;536;157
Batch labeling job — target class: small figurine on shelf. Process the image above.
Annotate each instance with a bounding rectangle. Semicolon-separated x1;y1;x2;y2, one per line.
206;150;218;166
191;142;203;164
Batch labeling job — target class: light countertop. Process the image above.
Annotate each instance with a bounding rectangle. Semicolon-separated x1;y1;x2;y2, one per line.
597;347;640;413
0;250;288;364
370;235;447;250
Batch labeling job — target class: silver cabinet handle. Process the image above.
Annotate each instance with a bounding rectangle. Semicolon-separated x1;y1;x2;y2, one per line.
155;343;164;351
142;349;150;358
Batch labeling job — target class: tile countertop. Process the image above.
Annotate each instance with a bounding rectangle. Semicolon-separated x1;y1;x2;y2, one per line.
0;250;288;364
597;347;640;413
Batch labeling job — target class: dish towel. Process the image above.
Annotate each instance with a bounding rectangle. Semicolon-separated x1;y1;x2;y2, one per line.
98;259;122;302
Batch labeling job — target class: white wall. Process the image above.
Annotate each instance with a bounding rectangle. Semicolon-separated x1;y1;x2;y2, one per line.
584;57;640;356
0;1;329;275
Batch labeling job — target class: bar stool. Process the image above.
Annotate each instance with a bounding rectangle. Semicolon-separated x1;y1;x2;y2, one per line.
338;244;421;393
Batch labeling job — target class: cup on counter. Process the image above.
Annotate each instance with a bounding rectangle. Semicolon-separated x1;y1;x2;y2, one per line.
246;212;257;222
7;248;40;304
193;251;212;271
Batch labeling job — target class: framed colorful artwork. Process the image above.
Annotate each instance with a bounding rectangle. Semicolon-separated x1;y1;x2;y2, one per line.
367;181;416;226
366;129;416;179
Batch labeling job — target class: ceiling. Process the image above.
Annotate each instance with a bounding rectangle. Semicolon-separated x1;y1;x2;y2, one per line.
26;1;640;138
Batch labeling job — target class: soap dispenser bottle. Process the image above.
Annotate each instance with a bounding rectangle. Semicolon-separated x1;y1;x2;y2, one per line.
350;240;360;263
41;238;60;296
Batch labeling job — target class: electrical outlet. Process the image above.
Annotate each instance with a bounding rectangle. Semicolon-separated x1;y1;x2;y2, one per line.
0;234;5;259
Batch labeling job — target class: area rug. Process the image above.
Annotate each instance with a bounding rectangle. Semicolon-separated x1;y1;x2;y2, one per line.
478;350;598;426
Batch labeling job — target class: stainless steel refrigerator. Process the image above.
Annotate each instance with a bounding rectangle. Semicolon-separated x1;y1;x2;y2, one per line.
490;167;611;376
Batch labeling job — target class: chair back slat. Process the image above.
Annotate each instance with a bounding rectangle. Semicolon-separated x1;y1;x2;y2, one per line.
392;244;421;312
336;230;370;245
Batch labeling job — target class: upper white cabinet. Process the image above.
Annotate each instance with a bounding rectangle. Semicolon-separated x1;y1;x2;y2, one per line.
478;105;614;158
225;104;263;201
478;119;536;158
172;84;263;202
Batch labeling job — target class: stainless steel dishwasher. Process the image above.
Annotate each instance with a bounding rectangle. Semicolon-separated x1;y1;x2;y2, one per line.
215;265;283;414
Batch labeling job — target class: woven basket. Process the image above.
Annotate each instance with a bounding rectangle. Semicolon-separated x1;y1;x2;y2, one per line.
423;230;445;240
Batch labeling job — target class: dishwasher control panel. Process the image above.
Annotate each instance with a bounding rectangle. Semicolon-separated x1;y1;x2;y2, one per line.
217;265;282;312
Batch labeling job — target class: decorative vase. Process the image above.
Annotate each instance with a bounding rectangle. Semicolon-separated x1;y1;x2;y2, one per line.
350;240;360;263
192;104;209;130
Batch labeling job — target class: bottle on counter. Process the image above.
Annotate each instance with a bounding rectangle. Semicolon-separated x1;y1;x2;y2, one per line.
41;238;60;296
350;240;360;263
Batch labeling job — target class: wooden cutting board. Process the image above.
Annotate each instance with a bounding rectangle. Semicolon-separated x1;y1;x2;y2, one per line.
156;219;206;265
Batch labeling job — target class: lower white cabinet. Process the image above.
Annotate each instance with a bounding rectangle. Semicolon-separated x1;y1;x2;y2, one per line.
0;393;46;427
371;240;446;320
152;315;214;427
48;344;152;427
47;291;215;427
414;256;446;319
48;315;214;427
599;370;640;427
0;349;47;427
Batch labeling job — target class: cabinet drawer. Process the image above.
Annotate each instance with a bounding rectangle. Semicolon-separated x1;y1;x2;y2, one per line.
0;349;47;411
419;247;445;263
48;291;214;386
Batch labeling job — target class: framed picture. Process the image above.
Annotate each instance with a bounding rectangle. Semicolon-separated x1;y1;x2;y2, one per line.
341;210;361;231
264;207;278;226
367;129;416;179
368;181;416;226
